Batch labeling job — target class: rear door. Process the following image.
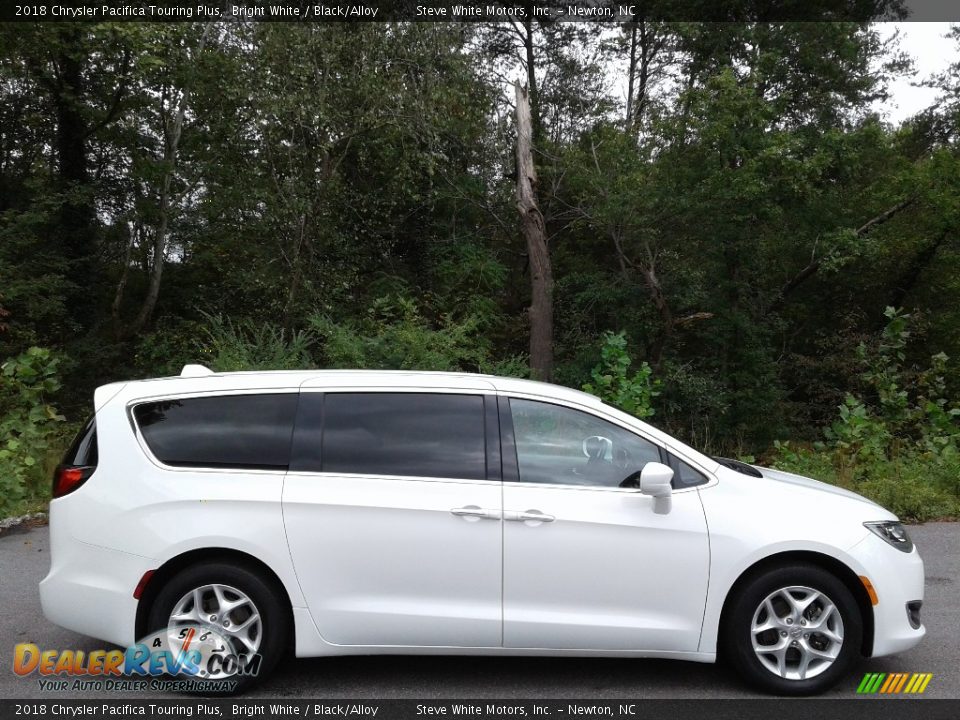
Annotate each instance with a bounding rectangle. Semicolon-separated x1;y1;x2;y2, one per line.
283;383;503;647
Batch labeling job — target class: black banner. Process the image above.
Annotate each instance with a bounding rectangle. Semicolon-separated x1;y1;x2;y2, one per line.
2;700;960;720
2;0;960;24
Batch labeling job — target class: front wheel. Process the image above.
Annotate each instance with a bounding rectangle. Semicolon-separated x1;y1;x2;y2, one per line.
723;564;863;695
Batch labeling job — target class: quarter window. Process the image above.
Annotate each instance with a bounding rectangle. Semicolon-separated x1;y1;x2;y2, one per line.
134;394;298;470
316;393;487;480
62;416;97;467
673;457;708;488
509;398;661;488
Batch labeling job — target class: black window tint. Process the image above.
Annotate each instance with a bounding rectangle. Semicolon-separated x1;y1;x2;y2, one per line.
510;399;661;488
674;458;708;488
134;394;298;470
62;416;97;466
320;393;486;480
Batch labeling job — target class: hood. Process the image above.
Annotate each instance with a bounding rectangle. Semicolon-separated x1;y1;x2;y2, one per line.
751;464;885;508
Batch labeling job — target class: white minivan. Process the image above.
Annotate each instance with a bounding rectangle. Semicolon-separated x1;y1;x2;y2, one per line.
40;366;925;694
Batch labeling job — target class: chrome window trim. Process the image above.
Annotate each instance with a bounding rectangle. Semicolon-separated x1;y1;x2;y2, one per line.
127;389;299;475
284;471;499;486
125;385;716;490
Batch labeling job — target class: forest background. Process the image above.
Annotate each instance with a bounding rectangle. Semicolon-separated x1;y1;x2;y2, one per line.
2;11;960;519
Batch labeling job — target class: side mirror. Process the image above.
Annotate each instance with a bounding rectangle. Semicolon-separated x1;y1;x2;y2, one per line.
622;462;674;514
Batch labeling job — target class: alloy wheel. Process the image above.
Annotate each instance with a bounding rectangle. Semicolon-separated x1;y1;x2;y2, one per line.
750;585;844;681
168;583;263;677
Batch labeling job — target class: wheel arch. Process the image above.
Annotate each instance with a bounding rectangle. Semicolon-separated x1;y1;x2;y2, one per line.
134;547;295;644
717;550;875;657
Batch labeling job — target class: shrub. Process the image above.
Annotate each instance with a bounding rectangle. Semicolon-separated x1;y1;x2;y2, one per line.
0;347;70;517
772;443;960;522
582;331;660;419
310;296;492;372
770;308;960;520
199;314;315;372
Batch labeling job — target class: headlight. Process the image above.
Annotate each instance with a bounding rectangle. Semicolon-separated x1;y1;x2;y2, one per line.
864;521;914;553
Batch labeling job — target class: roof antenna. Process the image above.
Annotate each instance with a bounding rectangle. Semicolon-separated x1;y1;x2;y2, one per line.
181;364;215;377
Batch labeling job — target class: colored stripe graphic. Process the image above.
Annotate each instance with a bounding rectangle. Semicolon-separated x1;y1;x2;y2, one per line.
857;673;885;693
894;673;910;693
857;672;932;694
906;673;933;693
879;674;897;693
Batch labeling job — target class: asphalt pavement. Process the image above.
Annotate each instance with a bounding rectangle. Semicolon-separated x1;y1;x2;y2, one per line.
1;523;956;700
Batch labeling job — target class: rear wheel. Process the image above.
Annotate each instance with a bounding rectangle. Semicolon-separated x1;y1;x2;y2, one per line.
723;564;862;695
147;562;288;692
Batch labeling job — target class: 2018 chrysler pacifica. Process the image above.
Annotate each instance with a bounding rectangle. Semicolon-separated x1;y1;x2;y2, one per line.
40;365;924;694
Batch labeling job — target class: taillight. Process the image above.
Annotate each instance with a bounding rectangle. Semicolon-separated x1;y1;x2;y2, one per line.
55;414;97;498
52;465;95;498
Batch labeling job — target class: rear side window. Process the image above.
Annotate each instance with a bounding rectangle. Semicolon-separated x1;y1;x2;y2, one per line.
62;416;98;467
297;392;486;480
133;394;298;470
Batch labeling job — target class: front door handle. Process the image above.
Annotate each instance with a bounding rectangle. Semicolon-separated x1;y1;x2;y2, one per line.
505;509;555;523
450;506;500;521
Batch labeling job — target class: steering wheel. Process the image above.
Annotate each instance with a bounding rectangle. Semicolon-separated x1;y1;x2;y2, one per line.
612;446;633;471
570;435;612;477
581;435;612;461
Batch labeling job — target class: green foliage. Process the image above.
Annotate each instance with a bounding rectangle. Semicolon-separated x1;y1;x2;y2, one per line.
2;20;960;503
0;347;69;517
199;315;316;373
582;332;661;419
773;309;960;519
133;320;209;378
823;308;960;467
823;394;892;473
311;297;493;372
657;363;731;452
772;443;960;522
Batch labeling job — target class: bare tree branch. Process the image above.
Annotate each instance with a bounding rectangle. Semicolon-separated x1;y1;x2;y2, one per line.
772;197;917;310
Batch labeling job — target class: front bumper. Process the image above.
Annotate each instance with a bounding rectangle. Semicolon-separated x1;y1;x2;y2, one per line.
847;530;925;657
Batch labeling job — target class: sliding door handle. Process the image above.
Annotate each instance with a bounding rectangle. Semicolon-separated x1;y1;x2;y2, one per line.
450;506;500;520
506;510;555;523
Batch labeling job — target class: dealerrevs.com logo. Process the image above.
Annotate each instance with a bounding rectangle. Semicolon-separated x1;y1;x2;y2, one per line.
13;624;260;693
856;672;934;695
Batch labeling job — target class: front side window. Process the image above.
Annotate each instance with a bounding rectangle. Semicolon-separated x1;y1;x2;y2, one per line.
509;398;661;488
319;393;487;480
134;394;298;470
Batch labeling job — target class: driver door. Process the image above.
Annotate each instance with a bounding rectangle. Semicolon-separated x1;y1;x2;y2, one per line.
500;396;710;652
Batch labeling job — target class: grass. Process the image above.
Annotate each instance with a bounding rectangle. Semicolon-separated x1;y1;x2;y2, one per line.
768;446;960;522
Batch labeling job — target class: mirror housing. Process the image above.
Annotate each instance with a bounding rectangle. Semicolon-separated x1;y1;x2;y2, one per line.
631;462;674;514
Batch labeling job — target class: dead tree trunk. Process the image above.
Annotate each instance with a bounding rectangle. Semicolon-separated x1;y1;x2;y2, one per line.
515;81;553;381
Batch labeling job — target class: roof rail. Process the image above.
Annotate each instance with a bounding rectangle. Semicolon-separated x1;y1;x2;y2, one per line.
180;364;215;377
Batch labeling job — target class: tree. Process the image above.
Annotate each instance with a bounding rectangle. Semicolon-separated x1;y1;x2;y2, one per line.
621;19;677;133
515;82;553;380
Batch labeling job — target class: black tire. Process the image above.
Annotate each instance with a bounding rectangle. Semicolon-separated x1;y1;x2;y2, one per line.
722;563;863;696
146;562;289;693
